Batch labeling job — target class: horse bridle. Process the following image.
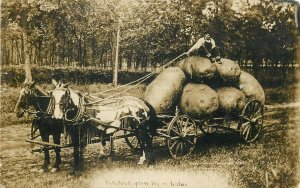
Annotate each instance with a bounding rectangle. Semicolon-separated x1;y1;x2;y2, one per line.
50;87;84;123
15;87;34;114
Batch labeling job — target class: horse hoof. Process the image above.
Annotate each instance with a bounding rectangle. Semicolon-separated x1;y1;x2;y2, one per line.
137;156;146;165
148;165;154;169
50;167;60;173
99;151;109;157
69;170;81;177
39;167;49;173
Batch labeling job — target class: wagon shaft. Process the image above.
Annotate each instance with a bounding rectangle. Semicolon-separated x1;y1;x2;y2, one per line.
26;139;64;148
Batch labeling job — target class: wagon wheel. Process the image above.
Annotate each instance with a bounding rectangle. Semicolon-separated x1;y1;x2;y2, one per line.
198;118;218;134
238;99;263;143
167;115;197;159
123;117;140;151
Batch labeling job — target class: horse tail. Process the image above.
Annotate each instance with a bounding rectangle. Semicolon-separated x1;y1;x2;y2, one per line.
142;100;162;134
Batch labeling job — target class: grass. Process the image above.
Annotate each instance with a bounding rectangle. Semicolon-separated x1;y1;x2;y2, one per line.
264;83;299;104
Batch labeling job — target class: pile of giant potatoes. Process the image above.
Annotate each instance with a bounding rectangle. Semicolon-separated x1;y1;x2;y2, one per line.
144;56;265;118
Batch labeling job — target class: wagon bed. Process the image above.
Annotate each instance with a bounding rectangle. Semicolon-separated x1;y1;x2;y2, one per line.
134;99;264;159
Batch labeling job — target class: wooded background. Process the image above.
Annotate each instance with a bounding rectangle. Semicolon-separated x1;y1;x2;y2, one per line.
1;0;299;82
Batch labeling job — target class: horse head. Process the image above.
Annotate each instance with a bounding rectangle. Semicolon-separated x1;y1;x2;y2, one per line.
50;80;82;121
14;78;37;118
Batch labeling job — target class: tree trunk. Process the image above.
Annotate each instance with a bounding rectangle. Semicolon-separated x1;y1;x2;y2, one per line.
77;35;82;66
11;39;14;65
83;36;87;67
92;38;96;66
15;40;22;65
99;50;103;68
23;31;32;81
21;36;25;64
67;41;71;66
2;40;6;65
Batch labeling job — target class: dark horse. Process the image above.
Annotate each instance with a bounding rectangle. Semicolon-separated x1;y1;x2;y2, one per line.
47;80;89;173
50;81;158;166
14;79;63;172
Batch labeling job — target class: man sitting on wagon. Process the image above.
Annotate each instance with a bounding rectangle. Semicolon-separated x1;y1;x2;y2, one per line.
186;33;221;63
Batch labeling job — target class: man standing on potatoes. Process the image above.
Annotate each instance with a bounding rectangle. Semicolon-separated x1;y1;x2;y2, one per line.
186;33;221;63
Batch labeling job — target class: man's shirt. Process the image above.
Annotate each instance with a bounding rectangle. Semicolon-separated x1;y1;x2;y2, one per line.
188;38;216;53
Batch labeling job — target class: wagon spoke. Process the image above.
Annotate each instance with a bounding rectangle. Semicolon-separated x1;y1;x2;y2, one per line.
242;116;251;122
176;122;182;133
244;126;250;141
250;102;256;114
251;104;259;119
180;116;184;126
254;115;263;120
180;142;184;156
171;128;180;136
183;118;190;132
250;103;256;114
242;125;250;136
170;140;179;151
184;138;195;146
184;124;193;134
170;136;180;140
242;121;250;127
252;102;258;114
242;123;250;135
248;126;253;140
245;106;251;116
182;118;187;132
175;142;181;156
253;108;262;117
183;142;188;155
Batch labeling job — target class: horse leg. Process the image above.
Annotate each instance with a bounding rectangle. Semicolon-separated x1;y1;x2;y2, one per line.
109;135;115;161
79;126;87;170
144;133;155;166
68;126;79;175
40;133;50;172
137;130;146;165
98;131;108;157
70;126;86;175
137;125;155;166
51;132;62;172
71;127;79;172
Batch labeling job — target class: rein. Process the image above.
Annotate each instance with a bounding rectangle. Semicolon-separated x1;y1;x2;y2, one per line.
85;53;187;105
64;94;85;124
15;86;51;117
57;88;86;124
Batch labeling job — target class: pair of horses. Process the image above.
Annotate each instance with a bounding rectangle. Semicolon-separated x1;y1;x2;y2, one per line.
14;79;158;174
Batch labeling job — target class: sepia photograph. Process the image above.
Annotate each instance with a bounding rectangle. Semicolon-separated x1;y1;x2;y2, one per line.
1;0;300;187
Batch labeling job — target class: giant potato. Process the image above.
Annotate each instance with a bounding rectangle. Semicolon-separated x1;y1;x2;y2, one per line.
144;67;186;114
216;58;241;81
180;83;219;117
216;87;246;114
177;56;217;80
238;71;265;104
